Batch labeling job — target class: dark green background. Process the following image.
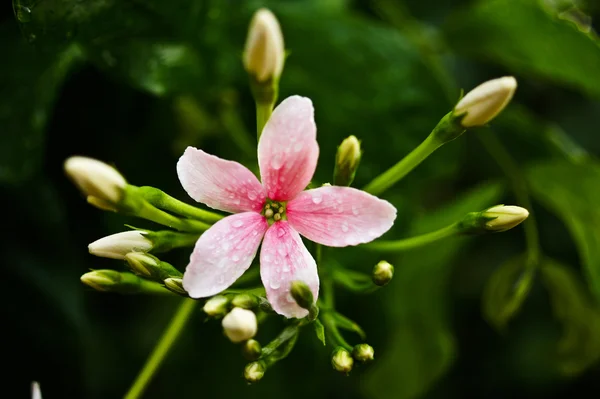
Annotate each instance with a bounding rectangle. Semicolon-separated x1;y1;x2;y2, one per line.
2;0;600;398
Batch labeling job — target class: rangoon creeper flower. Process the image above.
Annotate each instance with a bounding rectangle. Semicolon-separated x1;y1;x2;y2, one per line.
177;96;397;317
243;8;284;83
222;307;258;343
454;76;517;128
64;156;127;211
88;231;152;260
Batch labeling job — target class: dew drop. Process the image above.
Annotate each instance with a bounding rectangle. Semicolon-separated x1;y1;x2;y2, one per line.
232;220;244;228
222;242;231;251
269;279;281;290
233;198;241;205
283;264;290;272
277;247;286;256
277;228;286;238
352;206;359;216
341;222;349;233
247;191;258;200
270;153;283;170
312;194;323;204
232;255;240;262
264;254;273;262
293;142;303;152
252;230;258;236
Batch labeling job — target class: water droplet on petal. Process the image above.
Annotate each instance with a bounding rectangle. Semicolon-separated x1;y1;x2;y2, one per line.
293;142;303;152
247;191;258;201
252;230;258;236
270;153;283;170
341;222;349;233
269;279;281;290
222;242;231;251
312;194;323;204
264;254;273;262
277;247;286;256
283;263;290;272
352;206;359;216
277;228;286;238
233;198;241;205
232;220;244;228
232;255;240;262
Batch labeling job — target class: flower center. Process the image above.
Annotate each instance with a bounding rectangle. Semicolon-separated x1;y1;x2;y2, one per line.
262;199;287;225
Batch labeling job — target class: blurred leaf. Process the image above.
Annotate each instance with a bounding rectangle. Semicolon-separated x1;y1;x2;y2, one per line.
364;182;503;399
332;311;367;340
527;160;600;302
445;0;600;97
482;254;535;331
540;258;600;374
314;320;326;346
0;25;83;184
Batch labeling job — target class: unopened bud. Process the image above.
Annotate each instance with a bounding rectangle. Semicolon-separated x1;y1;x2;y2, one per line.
290;280;314;310
232;293;259;309
81;270;120;291
124;252;158;277
64;156;127;210
454;76;517;128
372;260;394;286
334;136;362;186
203;295;230;317
243;9;284;83
222;307;258;343
88;231;152;260
242;339;262;360
331;347;354;374
352;343;374;363
244;361;266;383
164;278;187;295
31;382;42;399
482;205;529;232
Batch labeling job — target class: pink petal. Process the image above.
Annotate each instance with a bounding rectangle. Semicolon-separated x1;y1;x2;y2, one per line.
260;221;319;318
287;186;397;247
258;96;319;201
183;212;268;298
177;147;266;213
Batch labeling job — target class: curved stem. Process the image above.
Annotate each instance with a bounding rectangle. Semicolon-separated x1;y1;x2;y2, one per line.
124;298;197;399
363;134;442;196
365;223;458;252
136;201;210;233
256;101;274;139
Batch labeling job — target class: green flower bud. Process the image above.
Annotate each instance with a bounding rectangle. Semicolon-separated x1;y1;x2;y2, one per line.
244;361;266;383
372;260;394;286
242;339;262;360
203;295;230;317
164;278;187;296
290;280;314;310
352;343;375;363
333;135;362;186
331;347;354;374
232;293;259;309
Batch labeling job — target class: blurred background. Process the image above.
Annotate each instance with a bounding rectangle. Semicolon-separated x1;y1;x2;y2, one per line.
2;0;600;397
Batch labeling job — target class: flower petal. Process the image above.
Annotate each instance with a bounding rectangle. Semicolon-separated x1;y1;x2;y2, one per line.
287;186;397;247
260;221;319;318
177;147;265;213
258;96;319;201
183;212;268;298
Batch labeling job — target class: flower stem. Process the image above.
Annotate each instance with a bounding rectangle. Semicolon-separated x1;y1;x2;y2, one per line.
133;186;223;224
365;223;458;252
136;201;210;233
124;298;197;399
256;101;274;139
363;133;442;196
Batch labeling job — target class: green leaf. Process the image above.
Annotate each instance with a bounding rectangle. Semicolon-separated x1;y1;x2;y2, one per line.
364;182;503;399
482;254;535;331
540;258;600;374
0;24;83;184
527;160;600;302
444;0;600;97
331;312;367;340
314;320;326;346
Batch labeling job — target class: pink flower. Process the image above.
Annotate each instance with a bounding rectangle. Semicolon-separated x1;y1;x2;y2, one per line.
177;96;396;318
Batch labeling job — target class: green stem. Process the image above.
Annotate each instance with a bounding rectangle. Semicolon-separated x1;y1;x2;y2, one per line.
256;101;274;139
134;186;223;224
124;298;197;399
365;223;458;252
478;132;541;269
363;134;442;196
136;201;210;233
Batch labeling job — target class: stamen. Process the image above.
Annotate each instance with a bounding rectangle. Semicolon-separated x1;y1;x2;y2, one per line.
265;209;274;218
274;213;281;221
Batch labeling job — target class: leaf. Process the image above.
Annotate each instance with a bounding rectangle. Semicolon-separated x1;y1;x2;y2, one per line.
0;24;83;184
444;0;600;97
363;182;503;399
314;320;326;346
331;312;367;340
540;258;600;374
526;160;600;302
482;254;535;331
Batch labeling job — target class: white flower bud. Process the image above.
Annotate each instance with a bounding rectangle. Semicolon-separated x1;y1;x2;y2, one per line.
483;205;529;232
372;260;394;286
88;231;152;260
222;307;257;343
331;347;354;374
64;156;127;208
31;382;42;399
454;76;517;128
334;135;362;186
244;361;266;383
243;8;284;82
352;343;374;363
203;295;230;317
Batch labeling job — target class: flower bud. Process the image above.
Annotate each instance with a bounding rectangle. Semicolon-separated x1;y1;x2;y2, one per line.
242;339;262;360
232;293;259;309
164;278;187;295
244;361;266;383
81;270;119;291
64;156;127;210
334;135;362;186
222;307;258;343
331;347;354;374
203;295;230;317
482;205;529;232
88;231;152;260
290;280;314;310
243;9;284;83
352;343;375;363
454;76;517;128
31;382;42;399
372;260;394;286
